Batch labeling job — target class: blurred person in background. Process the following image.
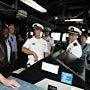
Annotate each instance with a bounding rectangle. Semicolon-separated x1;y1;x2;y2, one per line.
80;34;90;76
8;24;18;69
43;27;55;55
80;33;90;61
0;22;20;88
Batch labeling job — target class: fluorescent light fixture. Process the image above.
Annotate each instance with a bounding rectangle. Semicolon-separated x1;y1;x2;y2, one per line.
54;16;58;20
65;19;83;22
88;30;90;33
82;29;85;31
20;0;47;13
16;9;27;18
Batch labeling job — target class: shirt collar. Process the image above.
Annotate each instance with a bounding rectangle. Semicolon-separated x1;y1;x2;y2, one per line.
70;40;78;44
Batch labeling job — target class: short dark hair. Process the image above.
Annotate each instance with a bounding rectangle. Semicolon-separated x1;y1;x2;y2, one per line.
81;33;88;39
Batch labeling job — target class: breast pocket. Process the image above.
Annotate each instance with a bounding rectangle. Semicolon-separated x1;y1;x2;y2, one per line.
30;43;36;51
41;44;46;52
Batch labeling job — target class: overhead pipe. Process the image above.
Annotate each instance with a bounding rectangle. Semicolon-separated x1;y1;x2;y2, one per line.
0;1;13;9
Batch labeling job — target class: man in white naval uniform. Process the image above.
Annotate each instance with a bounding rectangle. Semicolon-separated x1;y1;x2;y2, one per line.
22;23;49;66
66;26;82;58
43;27;55;54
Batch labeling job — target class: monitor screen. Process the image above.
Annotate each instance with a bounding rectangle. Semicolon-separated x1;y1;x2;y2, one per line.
51;33;61;41
61;72;73;85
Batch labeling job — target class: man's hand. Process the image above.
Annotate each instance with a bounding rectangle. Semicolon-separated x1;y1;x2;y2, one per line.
22;47;38;62
32;51;38;62
2;79;20;88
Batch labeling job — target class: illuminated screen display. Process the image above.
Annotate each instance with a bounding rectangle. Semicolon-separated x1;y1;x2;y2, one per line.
61;72;73;85
51;33;61;41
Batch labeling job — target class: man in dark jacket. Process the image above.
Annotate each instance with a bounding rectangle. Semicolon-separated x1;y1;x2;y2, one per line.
0;24;20;88
0;26;12;77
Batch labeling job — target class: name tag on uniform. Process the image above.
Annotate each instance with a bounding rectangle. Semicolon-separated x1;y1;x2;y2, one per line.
42;44;46;46
32;43;35;45
46;40;49;42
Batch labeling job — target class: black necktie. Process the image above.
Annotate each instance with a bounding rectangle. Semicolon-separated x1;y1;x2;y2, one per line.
11;37;13;42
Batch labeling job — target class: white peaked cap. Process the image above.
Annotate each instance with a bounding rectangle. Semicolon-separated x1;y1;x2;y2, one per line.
44;27;51;32
32;23;44;30
68;26;82;35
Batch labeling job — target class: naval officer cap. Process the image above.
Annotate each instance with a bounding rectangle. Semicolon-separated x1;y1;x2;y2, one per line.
44;27;51;32
68;26;82;35
32;23;44;30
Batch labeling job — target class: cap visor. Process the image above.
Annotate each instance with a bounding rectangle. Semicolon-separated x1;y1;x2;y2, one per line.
33;27;42;30
69;32;78;35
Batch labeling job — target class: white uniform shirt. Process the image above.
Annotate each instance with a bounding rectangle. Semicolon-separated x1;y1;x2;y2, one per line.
43;36;55;54
66;40;82;58
23;36;49;65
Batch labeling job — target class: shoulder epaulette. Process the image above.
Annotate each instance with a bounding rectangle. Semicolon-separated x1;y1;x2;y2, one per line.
73;43;77;46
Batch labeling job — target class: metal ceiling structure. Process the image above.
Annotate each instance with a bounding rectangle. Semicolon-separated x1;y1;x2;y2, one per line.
0;0;90;32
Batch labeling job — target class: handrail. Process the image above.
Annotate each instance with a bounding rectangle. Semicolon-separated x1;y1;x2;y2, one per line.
0;1;13;9
52;50;85;81
56;58;85;81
